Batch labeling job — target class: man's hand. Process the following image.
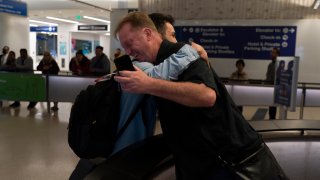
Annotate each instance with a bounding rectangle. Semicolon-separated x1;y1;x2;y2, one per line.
114;65;153;94
191;42;209;65
114;65;216;107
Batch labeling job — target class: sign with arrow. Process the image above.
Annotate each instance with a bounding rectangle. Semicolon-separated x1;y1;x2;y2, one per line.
175;26;297;59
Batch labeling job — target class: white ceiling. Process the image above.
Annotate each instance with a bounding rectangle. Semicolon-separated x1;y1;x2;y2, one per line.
139;0;320;20
22;0;320;26
22;0;138;25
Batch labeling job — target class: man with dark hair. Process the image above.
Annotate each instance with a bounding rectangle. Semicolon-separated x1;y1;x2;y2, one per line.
114;12;288;180
266;47;280;119
230;59;248;80
10;48;36;109
90;46;110;76
16;49;33;71
149;13;208;61
148;13;175;40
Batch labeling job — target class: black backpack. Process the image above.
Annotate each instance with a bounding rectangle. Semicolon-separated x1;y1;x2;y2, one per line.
68;76;146;159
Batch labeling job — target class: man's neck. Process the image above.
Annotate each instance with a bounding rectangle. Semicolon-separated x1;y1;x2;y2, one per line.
155;40;185;65
150;39;163;64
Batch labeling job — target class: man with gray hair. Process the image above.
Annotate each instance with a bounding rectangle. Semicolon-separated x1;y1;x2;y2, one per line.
0;46;10;67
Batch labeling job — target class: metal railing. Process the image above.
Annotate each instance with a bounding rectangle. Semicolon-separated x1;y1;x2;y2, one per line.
1;71;320;115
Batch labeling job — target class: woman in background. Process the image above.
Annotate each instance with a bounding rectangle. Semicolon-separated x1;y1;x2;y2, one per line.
2;51;16;71
69;50;91;76
37;51;60;111
230;59;248;112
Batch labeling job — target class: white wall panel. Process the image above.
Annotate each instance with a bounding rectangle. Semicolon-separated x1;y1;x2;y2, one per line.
0;13;29;62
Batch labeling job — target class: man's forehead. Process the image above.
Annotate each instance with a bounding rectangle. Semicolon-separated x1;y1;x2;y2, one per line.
118;24;138;41
165;22;174;30
119;23;137;35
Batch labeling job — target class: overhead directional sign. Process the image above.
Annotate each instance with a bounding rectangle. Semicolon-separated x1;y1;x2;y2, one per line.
78;25;108;31
175;26;297;59
30;26;58;32
0;0;27;17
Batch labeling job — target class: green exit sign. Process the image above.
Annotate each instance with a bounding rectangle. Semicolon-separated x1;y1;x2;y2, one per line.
75;15;82;20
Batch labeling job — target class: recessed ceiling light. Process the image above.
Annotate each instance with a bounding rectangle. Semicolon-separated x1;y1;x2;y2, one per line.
83;16;110;23
29;24;38;27
46;16;79;24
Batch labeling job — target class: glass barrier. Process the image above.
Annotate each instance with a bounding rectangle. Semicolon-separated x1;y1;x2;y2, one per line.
48;75;96;102
1;72;320;112
0;72;46;101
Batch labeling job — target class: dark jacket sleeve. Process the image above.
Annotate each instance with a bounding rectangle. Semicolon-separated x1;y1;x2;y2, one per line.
37;61;44;71
50;61;60;74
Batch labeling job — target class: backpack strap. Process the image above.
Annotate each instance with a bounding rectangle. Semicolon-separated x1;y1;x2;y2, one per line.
114;95;149;141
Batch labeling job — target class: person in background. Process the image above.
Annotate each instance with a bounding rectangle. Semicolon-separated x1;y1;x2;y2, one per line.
114;48;122;59
229;59;248;112
230;59;248;81
114;12;288;180
10;49;35;109
90;46;110;76
2;51;16;71
0;46;10;67
266;47;280;119
69;50;91;76
37;51;60;111
16;49;33;72
0;46;10;108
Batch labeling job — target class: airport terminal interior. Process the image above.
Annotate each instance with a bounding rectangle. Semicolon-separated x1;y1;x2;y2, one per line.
1;0;320;179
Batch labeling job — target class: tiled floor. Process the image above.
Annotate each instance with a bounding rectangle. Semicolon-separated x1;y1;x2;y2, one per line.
0;101;78;180
0;101;319;179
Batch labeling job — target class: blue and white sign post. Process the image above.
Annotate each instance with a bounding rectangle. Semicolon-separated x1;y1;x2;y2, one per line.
274;56;299;119
30;26;58;33
175;26;297;59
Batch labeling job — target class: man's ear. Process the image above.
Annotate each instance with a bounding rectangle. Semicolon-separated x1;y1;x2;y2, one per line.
143;28;152;41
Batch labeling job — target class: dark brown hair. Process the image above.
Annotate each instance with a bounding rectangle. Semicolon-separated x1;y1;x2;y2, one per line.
148;13;175;38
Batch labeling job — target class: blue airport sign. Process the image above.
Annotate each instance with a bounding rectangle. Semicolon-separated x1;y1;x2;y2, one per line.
0;0;27;17
175;26;297;59
30;26;58;32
